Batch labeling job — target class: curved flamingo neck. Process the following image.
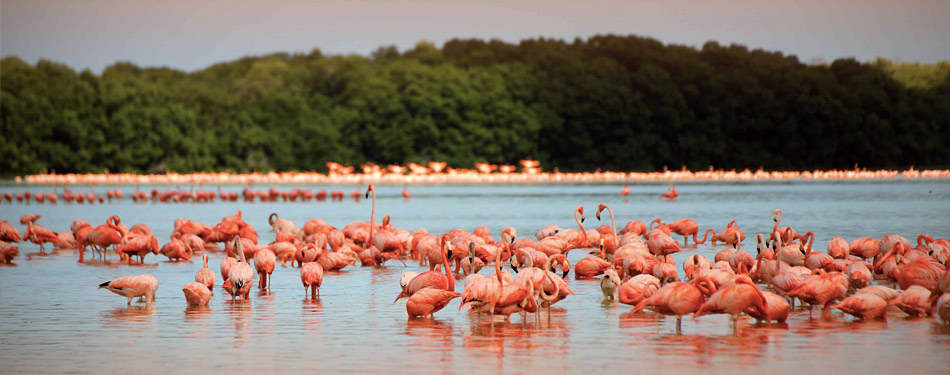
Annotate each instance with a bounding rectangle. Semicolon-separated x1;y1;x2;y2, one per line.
575;207;588;244
802;231;815;254
203;254;209;268
917;234;933;247
693;228;716;245
650;219;662;230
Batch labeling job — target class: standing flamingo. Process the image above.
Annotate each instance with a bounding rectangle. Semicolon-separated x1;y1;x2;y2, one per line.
832;294;888;321
195;254;215;295
620;178;630;197
459;239;505;324
301;261;325;299
693;276;769;333
787;270;848;319
574;239;611;279
99;274;158;306
23;216;59;253
226;236;254;301
632;279;707;333
396;236;455;302
659;183;679;200
402;184;411;199
0;221;21;243
254;247;277;291
668;219;710;245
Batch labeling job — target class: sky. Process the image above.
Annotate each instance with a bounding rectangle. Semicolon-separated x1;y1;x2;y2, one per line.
2;0;948;73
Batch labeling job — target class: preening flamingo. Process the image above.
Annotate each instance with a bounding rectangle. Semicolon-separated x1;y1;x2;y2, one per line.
833;294;888;321
182;282;212;306
632;278;708;333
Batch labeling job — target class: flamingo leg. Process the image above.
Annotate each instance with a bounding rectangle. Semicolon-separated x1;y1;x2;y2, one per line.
676;317;682;334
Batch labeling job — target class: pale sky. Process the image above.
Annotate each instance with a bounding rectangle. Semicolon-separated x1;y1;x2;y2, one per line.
2;0;948;73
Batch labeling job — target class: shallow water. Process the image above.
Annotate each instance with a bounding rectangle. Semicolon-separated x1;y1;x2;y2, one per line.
1;180;949;374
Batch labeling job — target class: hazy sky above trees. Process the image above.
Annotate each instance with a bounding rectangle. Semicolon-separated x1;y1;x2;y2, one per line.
2;0;948;72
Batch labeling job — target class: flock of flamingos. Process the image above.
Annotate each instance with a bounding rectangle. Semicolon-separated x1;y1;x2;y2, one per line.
2;182;949;334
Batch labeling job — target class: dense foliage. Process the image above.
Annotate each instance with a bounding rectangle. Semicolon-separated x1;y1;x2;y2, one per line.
2;34;948;175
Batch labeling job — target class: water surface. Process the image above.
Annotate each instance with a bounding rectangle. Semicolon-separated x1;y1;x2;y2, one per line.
1;180;949;374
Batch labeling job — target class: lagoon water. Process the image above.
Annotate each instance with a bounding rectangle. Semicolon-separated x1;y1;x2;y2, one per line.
1;180;949;374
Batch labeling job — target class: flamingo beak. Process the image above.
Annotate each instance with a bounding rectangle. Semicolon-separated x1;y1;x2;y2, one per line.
562;270;569;279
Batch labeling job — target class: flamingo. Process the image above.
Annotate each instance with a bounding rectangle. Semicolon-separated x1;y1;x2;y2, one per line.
595;204;618;253
84;216;125;259
800;231;833;270
402;183;411;199
769;209;800;245
683;254;713;280
935;293;950;324
395;236;455;302
693;276;769;333
254;247;277;291
832;294;888;321
99;274;158;306
827;236;850;259
896;256;944;291
889;285;932;317
618;274;661;308
574;239;611;279
620;178;630;196
659;183;678;200
601;269;621;300
0;241;20;263
669;219;712;246
0;221;21;243
182;282;212;306
459;238;505;323
301;261;325;299
407;287;462;319
268;213;300;238
632;279;707;333
225;236;254;301
849;237;881;260
787;270;848;319
23;217;60;253
746;291;789;323
195;254;215;294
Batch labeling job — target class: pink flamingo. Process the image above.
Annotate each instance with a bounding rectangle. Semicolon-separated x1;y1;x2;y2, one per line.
632;278;710;333
833;294;888;321
459;240;505;323
301;261;324;299
620;178;630;196
99;274;158;306
693;275;769;333
787;270;848;319
195;254;215;295
182;282;212;306
0;221;21;243
659;183;678;200
254;247;277;290
574;239;611;279
225;236;254;301
395;236;455;302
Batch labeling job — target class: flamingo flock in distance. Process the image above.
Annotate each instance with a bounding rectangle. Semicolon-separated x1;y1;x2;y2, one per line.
3;183;950;335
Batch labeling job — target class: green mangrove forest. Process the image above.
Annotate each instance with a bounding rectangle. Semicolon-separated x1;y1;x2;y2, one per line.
2;34;949;176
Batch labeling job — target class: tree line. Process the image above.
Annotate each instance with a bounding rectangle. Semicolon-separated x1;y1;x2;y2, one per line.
2;34;948;176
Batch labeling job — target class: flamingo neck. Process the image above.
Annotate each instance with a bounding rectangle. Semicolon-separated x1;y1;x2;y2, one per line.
575;209;588;244
607;207;617;244
441;241;454;291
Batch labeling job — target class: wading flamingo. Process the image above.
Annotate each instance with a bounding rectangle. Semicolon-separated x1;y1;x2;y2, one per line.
182;282;212;306
195;254;215;294
659;183;678;200
99;274;158;306
226;236;254;301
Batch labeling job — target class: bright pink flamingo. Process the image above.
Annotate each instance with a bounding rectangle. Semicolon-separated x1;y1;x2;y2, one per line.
897;256;944;291
84;216;125;258
402;183;411;199
683;254;713;280
620;178;630;197
182;282;212;306
160;234;192;261
225;236;254;301
595;204;619;253
254;247;277;290
646;232;682;262
301;261;324;299
195;254;215;295
800;231;833;270
407;287;461;318
99;274;158;306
